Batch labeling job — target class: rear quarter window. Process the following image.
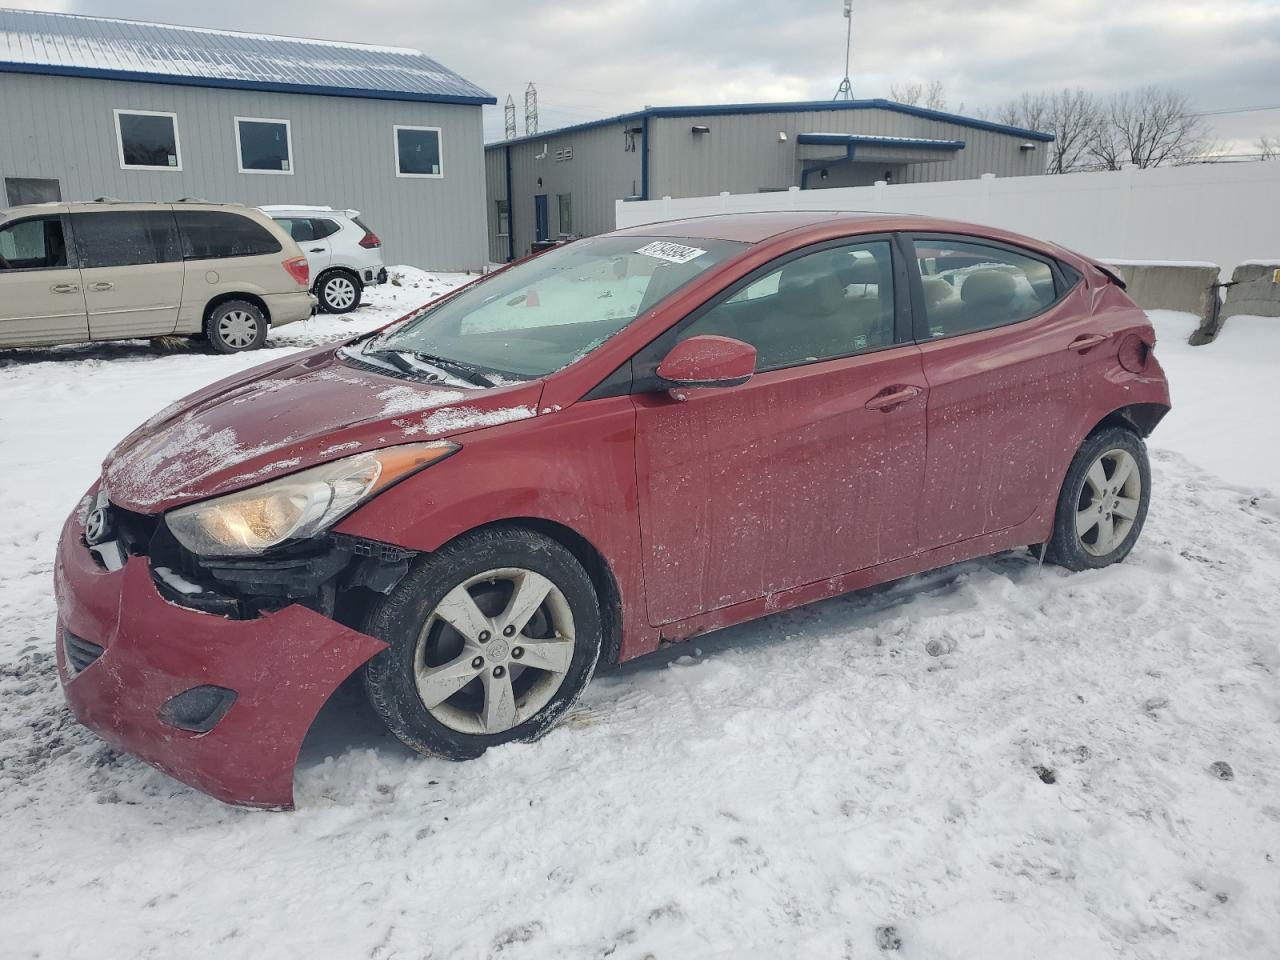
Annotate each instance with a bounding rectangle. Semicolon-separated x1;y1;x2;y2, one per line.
176;211;282;260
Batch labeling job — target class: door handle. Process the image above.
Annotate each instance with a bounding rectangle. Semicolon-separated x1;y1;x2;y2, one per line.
1068;333;1109;352
865;385;923;412
309;247;324;252
89;282;114;292
50;283;80;294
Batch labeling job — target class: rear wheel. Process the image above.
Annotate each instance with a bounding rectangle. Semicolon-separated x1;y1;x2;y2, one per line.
362;528;602;760
1045;426;1151;571
207;300;267;354
316;269;362;313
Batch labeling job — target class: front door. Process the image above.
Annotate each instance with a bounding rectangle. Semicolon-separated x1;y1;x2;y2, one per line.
632;237;928;626
0;212;88;347
907;234;1089;548
534;195;549;243
72;209;186;339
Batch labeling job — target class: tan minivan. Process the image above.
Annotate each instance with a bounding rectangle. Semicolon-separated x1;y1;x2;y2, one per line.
0;200;316;353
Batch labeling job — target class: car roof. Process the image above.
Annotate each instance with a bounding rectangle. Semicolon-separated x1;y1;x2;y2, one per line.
609;210;1085;265
1;198;248;218
259;205;360;219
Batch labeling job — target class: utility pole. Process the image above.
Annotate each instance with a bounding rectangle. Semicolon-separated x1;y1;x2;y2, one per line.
833;0;853;100
504;94;516;140
524;82;539;137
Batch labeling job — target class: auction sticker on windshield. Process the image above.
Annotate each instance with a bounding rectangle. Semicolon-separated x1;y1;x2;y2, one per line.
634;241;707;264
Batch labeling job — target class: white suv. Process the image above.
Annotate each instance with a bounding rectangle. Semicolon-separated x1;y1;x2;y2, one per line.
259;206;386;314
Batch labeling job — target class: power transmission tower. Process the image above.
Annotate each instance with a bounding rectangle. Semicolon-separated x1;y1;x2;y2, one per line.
504;94;516;139
833;0;853;100
524;82;539;136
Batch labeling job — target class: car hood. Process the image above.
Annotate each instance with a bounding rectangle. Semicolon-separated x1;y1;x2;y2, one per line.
102;345;544;513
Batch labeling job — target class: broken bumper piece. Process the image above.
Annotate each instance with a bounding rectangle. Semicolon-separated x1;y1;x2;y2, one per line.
54;504;387;809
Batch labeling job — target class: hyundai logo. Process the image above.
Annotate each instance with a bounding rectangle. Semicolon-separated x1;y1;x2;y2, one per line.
84;507;113;546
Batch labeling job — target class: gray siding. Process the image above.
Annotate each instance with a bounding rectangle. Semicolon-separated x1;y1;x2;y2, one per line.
0;73;488;271
650;107;1045;197
485;122;641;260
484;145;509;263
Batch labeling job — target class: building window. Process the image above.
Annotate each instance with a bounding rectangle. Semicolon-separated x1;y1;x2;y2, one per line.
496;200;510;237
557;193;572;236
235;117;293;174
114;109;182;171
394;125;443;178
5;177;61;206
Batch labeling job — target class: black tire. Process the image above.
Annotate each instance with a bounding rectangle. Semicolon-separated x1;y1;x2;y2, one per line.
362;527;602;760
316;269;363;313
1045;426;1151;571
206;300;268;354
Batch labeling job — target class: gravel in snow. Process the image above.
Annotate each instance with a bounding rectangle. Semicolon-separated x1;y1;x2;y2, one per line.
0;281;1277;959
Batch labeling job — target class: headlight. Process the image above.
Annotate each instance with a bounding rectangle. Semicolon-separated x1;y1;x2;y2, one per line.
166;442;457;557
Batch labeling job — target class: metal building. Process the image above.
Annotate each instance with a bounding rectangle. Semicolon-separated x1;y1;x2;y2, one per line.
485;100;1053;262
0;8;495;271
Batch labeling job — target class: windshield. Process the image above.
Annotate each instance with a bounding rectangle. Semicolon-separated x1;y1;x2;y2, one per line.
364;235;747;379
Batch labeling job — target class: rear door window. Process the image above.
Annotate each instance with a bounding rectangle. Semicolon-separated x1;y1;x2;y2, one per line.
72;211;182;268
0;216;68;270
311;218;341;240
177;211;282;260
911;238;1058;339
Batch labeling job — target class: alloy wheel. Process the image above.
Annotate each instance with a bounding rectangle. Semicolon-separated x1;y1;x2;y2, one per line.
413;567;576;735
324;275;357;310
1075;448;1142;556
216;309;260;350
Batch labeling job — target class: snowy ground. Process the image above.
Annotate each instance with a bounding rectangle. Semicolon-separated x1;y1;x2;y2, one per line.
0;281;1277;959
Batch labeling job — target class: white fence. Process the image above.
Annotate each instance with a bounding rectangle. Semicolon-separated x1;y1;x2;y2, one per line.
616;161;1280;274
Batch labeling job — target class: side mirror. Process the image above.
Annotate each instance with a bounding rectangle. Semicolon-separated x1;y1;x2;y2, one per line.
655;335;756;390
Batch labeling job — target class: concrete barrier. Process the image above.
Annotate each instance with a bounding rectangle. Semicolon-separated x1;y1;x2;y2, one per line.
1103;261;1220;316
1222;261;1280;321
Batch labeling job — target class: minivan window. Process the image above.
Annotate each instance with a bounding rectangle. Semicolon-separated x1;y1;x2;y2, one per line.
177;211;282;260
72;211;182;268
0;217;68;270
366;235;747;379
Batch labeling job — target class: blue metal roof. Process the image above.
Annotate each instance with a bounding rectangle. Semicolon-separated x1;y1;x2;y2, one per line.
486;99;1054;149
797;133;965;150
0;8;495;105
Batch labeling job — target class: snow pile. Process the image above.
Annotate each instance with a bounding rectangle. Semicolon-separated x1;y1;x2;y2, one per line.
0;285;1277;958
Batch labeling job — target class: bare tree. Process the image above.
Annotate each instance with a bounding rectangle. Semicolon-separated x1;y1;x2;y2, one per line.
1260;135;1280;160
890;79;948;111
1087;87;1212;169
996;88;1101;174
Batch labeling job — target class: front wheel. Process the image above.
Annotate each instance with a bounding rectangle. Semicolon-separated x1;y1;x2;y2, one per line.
362;528;602;760
1045;426;1151;571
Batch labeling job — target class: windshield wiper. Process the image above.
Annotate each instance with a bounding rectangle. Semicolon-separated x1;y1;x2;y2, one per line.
360;346;494;388
409;352;496;388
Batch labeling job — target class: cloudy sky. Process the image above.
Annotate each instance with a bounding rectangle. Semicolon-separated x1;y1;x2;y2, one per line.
18;0;1280;152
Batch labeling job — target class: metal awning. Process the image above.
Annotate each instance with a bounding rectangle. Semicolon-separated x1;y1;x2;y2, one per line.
796;132;966;165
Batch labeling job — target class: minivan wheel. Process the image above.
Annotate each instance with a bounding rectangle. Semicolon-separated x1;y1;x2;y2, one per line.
1045;426;1151;571
316;270;362;313
207;300;268;353
362;527;602;760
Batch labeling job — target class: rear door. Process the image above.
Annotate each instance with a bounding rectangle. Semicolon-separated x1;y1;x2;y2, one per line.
632;236;927;626
72;208;185;339
277;217;331;278
906;234;1089;548
0;211;88;347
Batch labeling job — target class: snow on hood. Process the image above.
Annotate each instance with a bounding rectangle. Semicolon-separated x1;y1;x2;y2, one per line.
102;346;542;513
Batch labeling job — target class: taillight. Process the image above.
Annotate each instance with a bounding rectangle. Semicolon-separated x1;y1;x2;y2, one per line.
283;256;309;287
359;230;381;249
1118;334;1150;373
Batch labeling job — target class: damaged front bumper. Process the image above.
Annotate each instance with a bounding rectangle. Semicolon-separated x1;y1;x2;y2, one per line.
54;492;389;809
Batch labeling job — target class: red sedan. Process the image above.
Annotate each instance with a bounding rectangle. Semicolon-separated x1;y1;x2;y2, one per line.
54;212;1170;808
